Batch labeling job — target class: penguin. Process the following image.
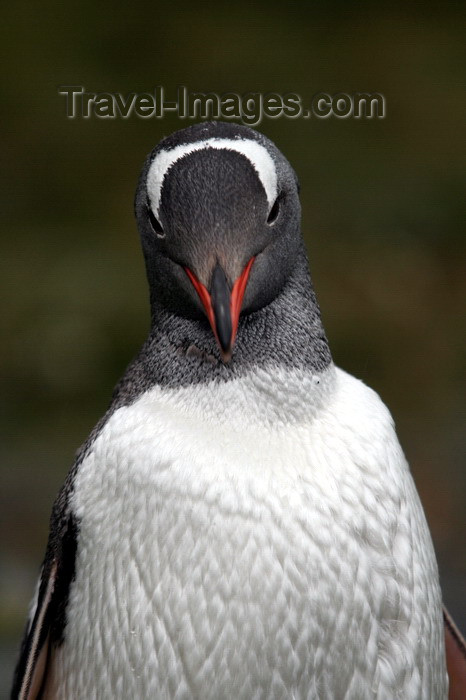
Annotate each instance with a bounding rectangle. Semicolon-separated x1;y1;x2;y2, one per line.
12;121;466;699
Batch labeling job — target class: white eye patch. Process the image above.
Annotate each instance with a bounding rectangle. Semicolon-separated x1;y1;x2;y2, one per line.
146;137;278;215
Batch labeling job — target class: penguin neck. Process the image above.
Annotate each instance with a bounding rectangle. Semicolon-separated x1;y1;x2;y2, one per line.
78;244;334;457
138;241;332;389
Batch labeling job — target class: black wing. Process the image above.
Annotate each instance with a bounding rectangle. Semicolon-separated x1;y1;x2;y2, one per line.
11;495;78;700
444;605;466;700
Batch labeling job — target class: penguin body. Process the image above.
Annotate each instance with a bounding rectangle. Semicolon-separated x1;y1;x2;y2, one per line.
13;121;461;699
42;366;445;698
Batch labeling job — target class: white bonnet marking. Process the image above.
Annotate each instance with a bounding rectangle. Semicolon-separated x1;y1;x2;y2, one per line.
146;137;278;214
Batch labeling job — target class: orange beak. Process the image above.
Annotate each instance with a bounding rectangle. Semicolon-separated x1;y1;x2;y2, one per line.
184;257;255;362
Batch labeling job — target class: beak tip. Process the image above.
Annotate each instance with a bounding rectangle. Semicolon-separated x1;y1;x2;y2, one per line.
220;348;232;364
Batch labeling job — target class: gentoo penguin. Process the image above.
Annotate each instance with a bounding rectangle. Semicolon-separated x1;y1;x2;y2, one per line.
12;121;466;699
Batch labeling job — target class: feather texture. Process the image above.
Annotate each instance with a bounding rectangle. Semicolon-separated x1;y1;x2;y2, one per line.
39;365;447;698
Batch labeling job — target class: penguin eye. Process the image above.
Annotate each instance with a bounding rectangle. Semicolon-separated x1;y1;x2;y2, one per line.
147;203;165;238
267;196;281;226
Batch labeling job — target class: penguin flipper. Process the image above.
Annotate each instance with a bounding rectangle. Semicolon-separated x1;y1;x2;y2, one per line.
11;509;78;700
11;558;58;700
444;605;466;700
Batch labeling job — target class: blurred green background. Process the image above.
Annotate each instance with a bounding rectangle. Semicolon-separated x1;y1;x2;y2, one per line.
1;1;465;694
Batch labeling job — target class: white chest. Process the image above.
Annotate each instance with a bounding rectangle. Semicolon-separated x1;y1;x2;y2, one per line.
47;367;447;699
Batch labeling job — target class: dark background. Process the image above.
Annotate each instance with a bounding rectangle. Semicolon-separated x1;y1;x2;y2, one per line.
1;2;465;695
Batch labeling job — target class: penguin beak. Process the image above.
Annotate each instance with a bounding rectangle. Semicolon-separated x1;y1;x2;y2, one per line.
184;257;255;362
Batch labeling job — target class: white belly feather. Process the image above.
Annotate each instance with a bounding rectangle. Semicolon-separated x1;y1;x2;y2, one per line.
46;366;447;699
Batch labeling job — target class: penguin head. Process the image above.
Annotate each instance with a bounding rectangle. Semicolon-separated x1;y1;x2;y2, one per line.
135;121;301;361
